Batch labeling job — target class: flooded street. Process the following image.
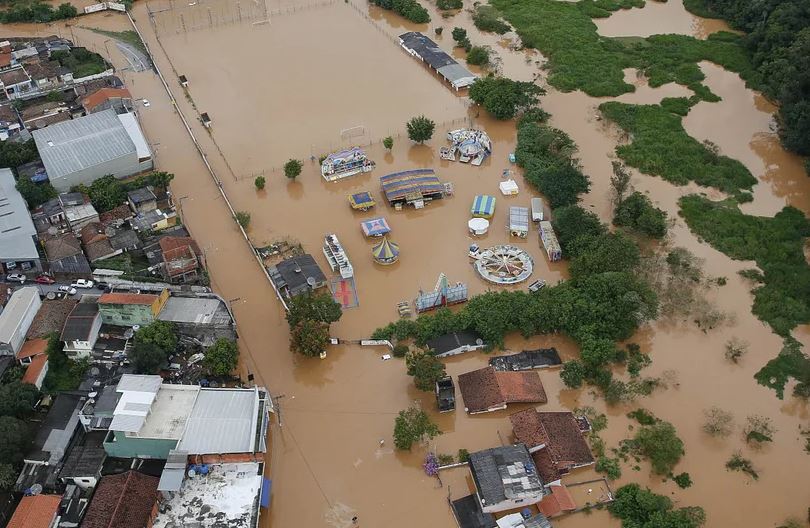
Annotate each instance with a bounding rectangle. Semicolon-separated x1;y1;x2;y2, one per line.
3;0;809;525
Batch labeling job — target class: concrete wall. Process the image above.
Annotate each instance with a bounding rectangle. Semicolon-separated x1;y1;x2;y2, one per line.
49;152;143;193
103;430;177;459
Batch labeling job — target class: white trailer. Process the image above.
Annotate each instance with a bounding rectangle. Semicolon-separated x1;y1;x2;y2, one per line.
531;197;545;222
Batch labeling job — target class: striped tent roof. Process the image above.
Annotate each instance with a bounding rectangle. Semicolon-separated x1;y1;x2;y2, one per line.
372;237;400;264
361;217;391;237
471;194;496;218
380;169;443;202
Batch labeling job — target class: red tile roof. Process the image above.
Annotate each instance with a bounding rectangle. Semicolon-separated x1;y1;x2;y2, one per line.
538;485;576;518
510;409;594;468
0;53;11;69
7;494;61;528
531;447;562;484
22;354;48;385
458;367;547;413
17;338;48;361
99;293;158;306
98;205;134;226
81;87;132;112
81;471;159;528
495;371;547;404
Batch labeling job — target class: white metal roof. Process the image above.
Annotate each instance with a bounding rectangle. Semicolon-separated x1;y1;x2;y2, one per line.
0;168;38;260
117;374;162;393
109;374;163;433
117;112;152;162
32;109;137;181
0;287;40;345
176;388;259;455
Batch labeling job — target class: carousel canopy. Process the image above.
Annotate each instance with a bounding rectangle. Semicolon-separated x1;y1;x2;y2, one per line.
361;217;391;237
372;237;400;264
471;195;496;218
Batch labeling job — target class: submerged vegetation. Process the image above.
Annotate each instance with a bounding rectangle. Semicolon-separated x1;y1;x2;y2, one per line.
0;1;76;24
610;484;705;528
471;5;511;34
469;76;544;120
600;101;756;198
754;337;810;400
679;196;810;336
613;191;667;239
370;0;430;23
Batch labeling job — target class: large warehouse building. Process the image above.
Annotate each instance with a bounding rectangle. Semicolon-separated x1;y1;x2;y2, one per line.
33;109;153;192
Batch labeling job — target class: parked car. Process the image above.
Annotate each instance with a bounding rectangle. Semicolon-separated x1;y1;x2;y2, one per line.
6;273;26;283
71;279;94;289
59;285;77;295
35;274;55;284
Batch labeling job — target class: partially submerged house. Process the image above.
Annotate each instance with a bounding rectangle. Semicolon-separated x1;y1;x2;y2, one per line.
457;366;547;414
426;331;485;358
489;349;562;371
398;32;476;90
267;254;328;298
510;408;595;485
468;444;546;513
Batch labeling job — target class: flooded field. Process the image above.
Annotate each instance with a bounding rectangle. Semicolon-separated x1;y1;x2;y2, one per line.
3;0;810;526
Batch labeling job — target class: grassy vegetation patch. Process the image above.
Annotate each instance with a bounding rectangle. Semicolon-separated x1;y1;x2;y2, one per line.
600;101;756;196
489;0;757;98
51;48;108;78
83;28;149;58
679;196;810;336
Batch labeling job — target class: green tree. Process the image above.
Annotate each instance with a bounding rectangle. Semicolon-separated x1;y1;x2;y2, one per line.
634;421;684;475
290;319;330;357
87;175;127;212
0;463;16;491
285;292;342;329
383;136;394;150
552;205;606;255
130;341;168;374
405;350;446;391
393;406;441;450
135;320;178;352
284;159;303;180
569;232;641;279
0;416;28;466
0;381;39;418
204;338;239;376
469;76;544;119
254;176;266;190
466;46;490;66
610;483;705;528
15;177;57;208
610;160;632;206
614;191;668;238
560;360;585;388
451;27;467;44
406;115;435;143
0;139;39;169
235;211;251;228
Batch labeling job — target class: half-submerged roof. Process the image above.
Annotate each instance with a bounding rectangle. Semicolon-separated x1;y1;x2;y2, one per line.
469;445;545;508
458;367;547;414
426;331;483;355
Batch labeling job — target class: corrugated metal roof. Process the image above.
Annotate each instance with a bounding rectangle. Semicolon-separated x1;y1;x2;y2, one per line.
32;109;137;181
109;412;146;433
0;168;38;260
157;466;185;492
117;374;162;393
177;388;259;455
117;113;151;161
0;287;40;345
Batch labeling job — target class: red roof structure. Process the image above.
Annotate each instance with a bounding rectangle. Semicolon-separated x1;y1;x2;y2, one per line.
457;367;547;414
81;87;132;112
81;470;159;528
159;236;202;278
7;494;61;528
99;293;158;305
510;409;594;473
17;337;48;361
22;354;48;386
538;485;576;518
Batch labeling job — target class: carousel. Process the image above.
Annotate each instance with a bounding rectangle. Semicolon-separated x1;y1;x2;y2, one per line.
473;244;533;284
372;237;400;265
440;129;492;166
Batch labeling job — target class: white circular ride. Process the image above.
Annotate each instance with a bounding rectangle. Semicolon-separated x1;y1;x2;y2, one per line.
474;245;533;284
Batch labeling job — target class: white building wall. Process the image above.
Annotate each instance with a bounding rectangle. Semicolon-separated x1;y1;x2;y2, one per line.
49;152;142;193
0;288;42;356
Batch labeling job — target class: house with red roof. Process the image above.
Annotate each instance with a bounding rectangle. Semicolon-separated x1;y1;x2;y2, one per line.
80;470;159;528
16;337;48;365
457;366;547;414
81;87;133;115
7;494;61;528
22;353;48;389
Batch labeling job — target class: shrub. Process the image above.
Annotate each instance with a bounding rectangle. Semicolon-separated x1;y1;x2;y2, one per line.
392;344;409;357
457;448;470;463
286;292;342;328
633;421;684;475
290;319;329;357
724;337;748;363
235;211;251;228
627;408;657;426
203;338;238;376
383;136;394;150
451;27;467;44
405;350;446;391
436;0;461;9
613;191;667;238
254;175;266;190
672;472;693;488
702;407;734;437
466;46;490;66
130;341;168;374
726;452;758;479
472;5;510;34
744;415;774;446
596;455;621;480
610;484;705;528
469;76;544;120
437;453;454;465
370;0;430;23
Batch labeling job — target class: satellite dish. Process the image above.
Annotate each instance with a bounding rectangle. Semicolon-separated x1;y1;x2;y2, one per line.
88;391;98;399
46;292;56;300
306;276;316;287
28;484;43;496
132;325;141;332
187;468;196;478
475;338;484;345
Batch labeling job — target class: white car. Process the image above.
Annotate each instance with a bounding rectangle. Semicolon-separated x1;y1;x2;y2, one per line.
71;279;94;289
59;285;77;295
6;273;26;283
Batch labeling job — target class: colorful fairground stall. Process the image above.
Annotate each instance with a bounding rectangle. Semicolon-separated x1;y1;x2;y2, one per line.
380;169;445;209
415;272;468;313
348;191;375;211
471;194;496;219
372;237;400;265
361;217;391;237
321;147;376;182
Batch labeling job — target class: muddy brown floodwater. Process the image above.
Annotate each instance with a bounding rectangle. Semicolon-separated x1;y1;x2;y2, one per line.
3;0;810;525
